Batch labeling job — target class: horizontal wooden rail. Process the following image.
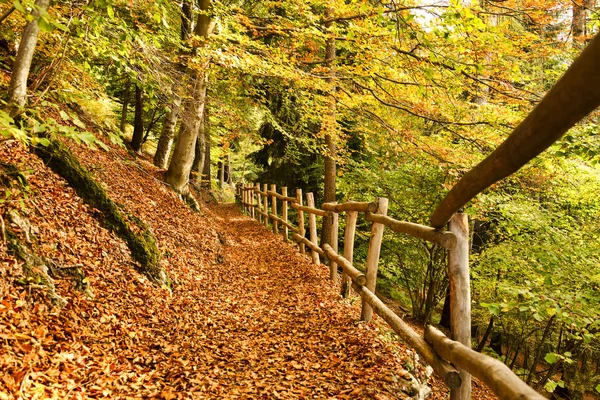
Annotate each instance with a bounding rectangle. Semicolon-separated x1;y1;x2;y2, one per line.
292;233;325;257
351;283;461;389
322;244;366;286
322;201;378;213
268;213;299;233
257;209;268;218
425;326;545;400
255;189;268;196
291;202;329;217
242;202;258;208
365;213;456;249
266;190;298;203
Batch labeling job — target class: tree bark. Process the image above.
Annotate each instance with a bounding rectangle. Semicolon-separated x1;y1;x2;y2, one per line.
120;79;131;133
154;0;192;168
165;0;212;194
320;7;337;247
154;95;181;169
572;0;593;45
219;159;225;188
190;115;206;185
6;0;51;117
201;117;211;188
225;153;231;185
131;84;144;153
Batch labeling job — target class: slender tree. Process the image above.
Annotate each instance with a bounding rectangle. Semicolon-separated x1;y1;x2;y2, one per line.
154;0;193;169
572;0;594;46
320;7;337;247
120;78;131;133
190;112;207;185
165;0;213;194
131;83;144;153
154;94;181;168
6;0;51;117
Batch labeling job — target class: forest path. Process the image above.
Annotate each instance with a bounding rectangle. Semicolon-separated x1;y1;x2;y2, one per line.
194;202;419;399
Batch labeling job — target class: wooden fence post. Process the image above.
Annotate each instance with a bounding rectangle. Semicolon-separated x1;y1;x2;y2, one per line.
448;212;471;400
256;183;262;223
330;206;338;282
250;185;255;219
361;197;389;322
282;186;289;242
341;211;358;298
242;183;248;213
306;192;320;264
296;189;305;254
271;184;278;234
263;184;269;229
247;184;251;215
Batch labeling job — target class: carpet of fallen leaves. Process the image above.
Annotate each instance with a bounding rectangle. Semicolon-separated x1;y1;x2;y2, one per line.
0;139;496;399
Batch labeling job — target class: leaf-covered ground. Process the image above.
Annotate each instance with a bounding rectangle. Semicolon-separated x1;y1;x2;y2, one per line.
0;139;493;399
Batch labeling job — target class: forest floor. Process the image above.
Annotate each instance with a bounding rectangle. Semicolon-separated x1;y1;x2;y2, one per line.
0;138;495;399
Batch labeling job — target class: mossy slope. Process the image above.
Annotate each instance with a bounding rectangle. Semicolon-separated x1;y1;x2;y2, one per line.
34;137;167;286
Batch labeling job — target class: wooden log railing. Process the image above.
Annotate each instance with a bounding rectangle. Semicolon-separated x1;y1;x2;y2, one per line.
235;182;546;400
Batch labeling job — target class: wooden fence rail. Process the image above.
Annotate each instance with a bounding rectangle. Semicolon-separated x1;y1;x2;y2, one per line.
236;183;543;400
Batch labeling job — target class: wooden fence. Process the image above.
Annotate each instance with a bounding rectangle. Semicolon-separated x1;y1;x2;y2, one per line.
235;33;600;400
236;183;544;400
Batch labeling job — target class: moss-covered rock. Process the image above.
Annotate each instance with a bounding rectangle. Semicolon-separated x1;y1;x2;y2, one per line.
33;137;167;286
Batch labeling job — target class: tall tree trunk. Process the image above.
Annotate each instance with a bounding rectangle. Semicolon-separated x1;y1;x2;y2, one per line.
473;0;497;105
439;287;451;329
120;79;131;133
6;0;51;117
226;153;232;186
320;7;337;247
181;0;193;40
218;160;225;188
201;122;211;189
190;115;206;185
572;0;593;47
165;0;212;194
154;0;192;168
131;84;144;153
154;95;181;169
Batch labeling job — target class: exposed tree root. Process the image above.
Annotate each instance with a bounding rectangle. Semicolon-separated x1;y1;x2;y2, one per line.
4;210;92;307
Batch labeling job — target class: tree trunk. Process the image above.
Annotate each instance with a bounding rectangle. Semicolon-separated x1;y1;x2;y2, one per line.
439;286;451;329
181;0;193;40
131;84;144;153
154;95;181;169
572;0;593;44
201;122;211;189
154;0;192;168
120;79;131;133
219;160;225;188
226;153;232;186
165;0;212;194
190;115;206;185
320;7;337;247
6;0;51;117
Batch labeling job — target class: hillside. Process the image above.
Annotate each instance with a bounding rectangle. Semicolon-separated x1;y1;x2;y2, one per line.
0;138;481;399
